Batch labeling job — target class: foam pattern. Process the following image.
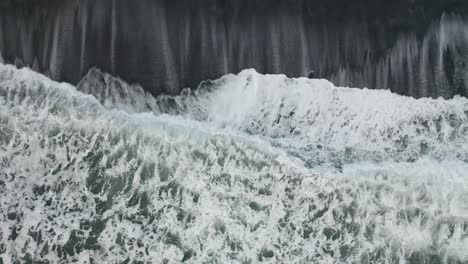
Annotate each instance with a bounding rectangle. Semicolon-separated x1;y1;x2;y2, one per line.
1;64;468;263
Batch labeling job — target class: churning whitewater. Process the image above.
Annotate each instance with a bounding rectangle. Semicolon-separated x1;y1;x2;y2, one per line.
1;63;468;263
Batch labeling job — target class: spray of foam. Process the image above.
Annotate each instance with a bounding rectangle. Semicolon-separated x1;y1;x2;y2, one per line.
1;63;468;263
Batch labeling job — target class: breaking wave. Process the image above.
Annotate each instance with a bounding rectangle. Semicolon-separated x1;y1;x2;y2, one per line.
1;63;468;263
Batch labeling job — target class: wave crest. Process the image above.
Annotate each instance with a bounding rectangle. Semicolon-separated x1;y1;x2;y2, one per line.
1;64;468;263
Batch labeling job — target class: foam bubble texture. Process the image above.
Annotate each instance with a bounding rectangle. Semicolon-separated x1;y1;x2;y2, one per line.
1;64;468;263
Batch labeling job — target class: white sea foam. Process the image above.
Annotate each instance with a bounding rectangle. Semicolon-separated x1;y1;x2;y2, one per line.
1;64;467;263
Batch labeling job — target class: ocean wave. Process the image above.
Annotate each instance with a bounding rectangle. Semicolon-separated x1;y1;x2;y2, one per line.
1;64;467;263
